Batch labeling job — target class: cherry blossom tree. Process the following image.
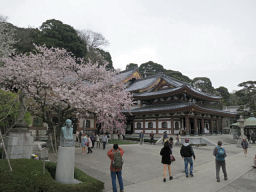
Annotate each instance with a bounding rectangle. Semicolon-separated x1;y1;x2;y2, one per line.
0;46;133;137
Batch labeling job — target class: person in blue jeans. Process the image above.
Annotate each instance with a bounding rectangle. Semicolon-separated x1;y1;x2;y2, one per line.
107;144;124;192
180;138;196;177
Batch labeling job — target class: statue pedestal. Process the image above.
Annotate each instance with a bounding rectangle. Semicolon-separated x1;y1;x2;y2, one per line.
5;129;34;159
55;146;78;184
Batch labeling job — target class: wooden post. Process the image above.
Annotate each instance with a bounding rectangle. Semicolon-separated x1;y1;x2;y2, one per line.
194;117;198;135
201;118;205;134
185;115;190;135
143;119;145;134
216;118;219;134
210;119;214;134
171;118;174;135
220;117;223;134
156;118;159;134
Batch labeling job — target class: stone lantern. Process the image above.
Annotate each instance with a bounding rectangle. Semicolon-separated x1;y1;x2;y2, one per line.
237;115;245;139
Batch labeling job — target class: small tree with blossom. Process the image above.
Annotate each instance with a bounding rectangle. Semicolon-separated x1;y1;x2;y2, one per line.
0;46;133;149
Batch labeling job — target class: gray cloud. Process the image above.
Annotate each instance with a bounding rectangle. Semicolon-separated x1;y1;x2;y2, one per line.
1;0;255;91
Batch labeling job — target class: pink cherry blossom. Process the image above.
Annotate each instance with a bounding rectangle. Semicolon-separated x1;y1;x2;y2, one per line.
0;45;133;133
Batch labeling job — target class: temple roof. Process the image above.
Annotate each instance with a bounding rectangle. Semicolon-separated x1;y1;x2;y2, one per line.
244;116;256;127
125;73;221;101
126;76;159;92
128;102;235;117
116;68;141;82
126;74;184;92
133;84;221;101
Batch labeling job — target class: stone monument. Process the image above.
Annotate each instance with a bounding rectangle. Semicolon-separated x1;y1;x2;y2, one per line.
55;119;78;184
5;91;34;159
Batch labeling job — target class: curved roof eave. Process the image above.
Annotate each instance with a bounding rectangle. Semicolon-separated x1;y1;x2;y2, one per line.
127;103;236;117
134;85;222;101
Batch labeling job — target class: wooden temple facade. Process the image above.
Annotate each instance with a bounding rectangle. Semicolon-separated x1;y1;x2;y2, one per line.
119;69;236;135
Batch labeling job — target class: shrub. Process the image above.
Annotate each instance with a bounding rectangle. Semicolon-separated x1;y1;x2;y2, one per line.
0;159;104;192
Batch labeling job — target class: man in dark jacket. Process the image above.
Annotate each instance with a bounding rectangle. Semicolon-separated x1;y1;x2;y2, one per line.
180;138;195;177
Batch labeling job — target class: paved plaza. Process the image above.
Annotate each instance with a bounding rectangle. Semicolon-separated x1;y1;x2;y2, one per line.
50;136;256;192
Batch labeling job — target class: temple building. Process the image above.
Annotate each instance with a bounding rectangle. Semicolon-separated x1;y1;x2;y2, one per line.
119;69;236;135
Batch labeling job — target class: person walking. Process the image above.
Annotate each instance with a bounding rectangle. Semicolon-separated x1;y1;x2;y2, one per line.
213;141;228;182
107;144;124;192
81;133;87;154
163;131;168;144
180;138;195;177
90;134;95;148
102;133;108;150
150;131;154;145
96;134;100;148
176;133;181;146
169;137;174;149
241;138;249;157
160;141;173;182
139;131;144;145
78;131;82;146
87;135;93;153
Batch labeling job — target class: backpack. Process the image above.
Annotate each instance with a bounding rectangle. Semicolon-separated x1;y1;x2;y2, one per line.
112;150;123;169
216;147;225;161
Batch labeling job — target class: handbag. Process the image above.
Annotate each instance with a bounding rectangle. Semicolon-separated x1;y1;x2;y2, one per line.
170;154;175;162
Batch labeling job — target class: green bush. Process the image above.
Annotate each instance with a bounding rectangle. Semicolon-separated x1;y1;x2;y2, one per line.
0;159;104;192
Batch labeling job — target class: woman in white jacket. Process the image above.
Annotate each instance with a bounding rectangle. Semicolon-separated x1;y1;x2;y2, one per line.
87;135;93;154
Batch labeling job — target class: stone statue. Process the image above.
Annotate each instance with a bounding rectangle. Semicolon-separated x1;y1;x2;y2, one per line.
60;119;74;147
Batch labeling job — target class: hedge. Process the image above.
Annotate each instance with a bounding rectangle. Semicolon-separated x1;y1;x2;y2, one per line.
0;159;104;192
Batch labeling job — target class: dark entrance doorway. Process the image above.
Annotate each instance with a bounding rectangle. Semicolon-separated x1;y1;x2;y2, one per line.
198;119;202;135
190;118;194;135
126;116;134;134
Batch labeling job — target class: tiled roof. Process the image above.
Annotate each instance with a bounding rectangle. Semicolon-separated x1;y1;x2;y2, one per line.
130;103;190;113
116;69;137;81
126;76;159;92
133;87;181;97
129;102;236;117
124;73;221;100
187;85;221;99
162;75;184;87
133;85;221;100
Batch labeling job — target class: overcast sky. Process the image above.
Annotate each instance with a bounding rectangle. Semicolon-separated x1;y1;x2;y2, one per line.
1;0;256;92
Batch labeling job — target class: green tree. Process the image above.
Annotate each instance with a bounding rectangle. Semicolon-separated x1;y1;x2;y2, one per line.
216;86;230;105
165;70;191;83
126;63;138;70
78;29;113;70
86;48;114;70
14;27;40;54
36;19;87;58
192;77;215;94
0;90;31;135
236;81;256;111
139;61;165;77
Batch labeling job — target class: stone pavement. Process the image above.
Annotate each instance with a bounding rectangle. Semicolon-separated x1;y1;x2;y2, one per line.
49;138;256;192
123;147;256;192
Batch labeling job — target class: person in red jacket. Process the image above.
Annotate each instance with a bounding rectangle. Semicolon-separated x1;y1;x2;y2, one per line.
107;144;124;192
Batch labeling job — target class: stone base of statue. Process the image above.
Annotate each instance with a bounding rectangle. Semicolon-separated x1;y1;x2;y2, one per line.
55;146;79;184
5;128;34;159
